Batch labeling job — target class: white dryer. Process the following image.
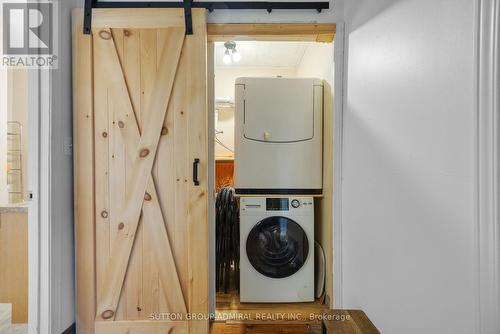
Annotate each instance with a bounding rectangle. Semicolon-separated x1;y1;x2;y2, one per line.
240;197;315;303
234;77;323;195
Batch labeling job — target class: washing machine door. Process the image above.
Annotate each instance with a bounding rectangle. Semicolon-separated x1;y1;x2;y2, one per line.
246;216;309;279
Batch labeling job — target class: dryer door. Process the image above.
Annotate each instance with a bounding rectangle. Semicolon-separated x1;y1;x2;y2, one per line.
242;78;315;143
246;216;309;278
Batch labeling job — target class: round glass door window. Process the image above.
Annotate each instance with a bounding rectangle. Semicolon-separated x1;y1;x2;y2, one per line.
246;216;309;279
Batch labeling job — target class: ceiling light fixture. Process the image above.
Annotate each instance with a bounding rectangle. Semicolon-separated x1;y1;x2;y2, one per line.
223;41;241;64
223;49;232;64
232;49;241;62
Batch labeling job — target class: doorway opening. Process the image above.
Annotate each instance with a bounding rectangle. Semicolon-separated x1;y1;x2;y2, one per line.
0;67;30;334
208;25;336;328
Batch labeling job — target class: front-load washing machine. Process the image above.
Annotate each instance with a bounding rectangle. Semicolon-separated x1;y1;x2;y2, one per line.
234;77;323;195
240;197;315;303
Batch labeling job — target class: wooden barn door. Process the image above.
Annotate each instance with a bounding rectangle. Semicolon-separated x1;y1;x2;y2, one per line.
73;9;208;334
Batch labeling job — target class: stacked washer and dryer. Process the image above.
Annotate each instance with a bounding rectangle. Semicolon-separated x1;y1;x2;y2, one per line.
234;77;323;303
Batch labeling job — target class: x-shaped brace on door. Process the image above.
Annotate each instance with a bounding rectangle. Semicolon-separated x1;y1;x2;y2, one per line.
94;28;187;321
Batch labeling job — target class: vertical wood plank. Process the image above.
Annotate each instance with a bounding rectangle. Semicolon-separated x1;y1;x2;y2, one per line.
172;32;190;300
110;31;125;249
156;28;177;300
122;28;144;321
109;28;128;321
139;29;161;318
124;29;141;122
93;27;111;311
154;30;170;314
72;9;96;334
187;9;209;334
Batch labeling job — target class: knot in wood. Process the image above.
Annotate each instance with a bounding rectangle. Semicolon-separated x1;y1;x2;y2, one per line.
139;148;150;158
102;310;114;320
98;30;112;40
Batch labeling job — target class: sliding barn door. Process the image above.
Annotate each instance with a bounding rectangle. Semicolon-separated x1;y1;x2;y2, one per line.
73;9;208;334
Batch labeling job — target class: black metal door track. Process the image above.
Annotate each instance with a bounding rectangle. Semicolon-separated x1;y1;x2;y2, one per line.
83;0;330;35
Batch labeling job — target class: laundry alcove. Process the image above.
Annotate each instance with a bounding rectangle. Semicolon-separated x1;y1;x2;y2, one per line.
208;28;336;326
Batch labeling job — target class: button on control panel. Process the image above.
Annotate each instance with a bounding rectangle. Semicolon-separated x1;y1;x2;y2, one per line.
291;199;301;208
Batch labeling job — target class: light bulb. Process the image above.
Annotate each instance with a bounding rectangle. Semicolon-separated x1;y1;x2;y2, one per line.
232;49;241;62
223;50;232;64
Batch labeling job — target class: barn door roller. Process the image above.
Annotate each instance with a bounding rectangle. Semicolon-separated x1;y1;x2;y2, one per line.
83;0;330;35
184;0;193;35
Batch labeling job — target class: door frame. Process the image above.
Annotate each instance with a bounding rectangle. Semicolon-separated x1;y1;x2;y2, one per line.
207;23;336;42
475;0;500;333
206;22;343;311
27;68;52;334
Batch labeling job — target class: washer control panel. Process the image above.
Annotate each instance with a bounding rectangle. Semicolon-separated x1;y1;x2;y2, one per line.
266;198;289;211
240;197;314;214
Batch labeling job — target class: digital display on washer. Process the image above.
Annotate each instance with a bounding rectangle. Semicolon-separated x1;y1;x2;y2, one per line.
266;198;289;211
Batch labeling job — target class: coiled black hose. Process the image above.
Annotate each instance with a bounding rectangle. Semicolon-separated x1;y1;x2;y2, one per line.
215;187;240;293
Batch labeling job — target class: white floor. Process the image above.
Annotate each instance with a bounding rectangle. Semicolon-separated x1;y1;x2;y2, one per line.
0;304;27;334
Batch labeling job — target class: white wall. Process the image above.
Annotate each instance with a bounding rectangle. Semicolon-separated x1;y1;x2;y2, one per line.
215;106;236;157
295;43;334;86
341;1;476;334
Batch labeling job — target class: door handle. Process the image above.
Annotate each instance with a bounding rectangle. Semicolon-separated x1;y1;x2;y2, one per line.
193;158;200;186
